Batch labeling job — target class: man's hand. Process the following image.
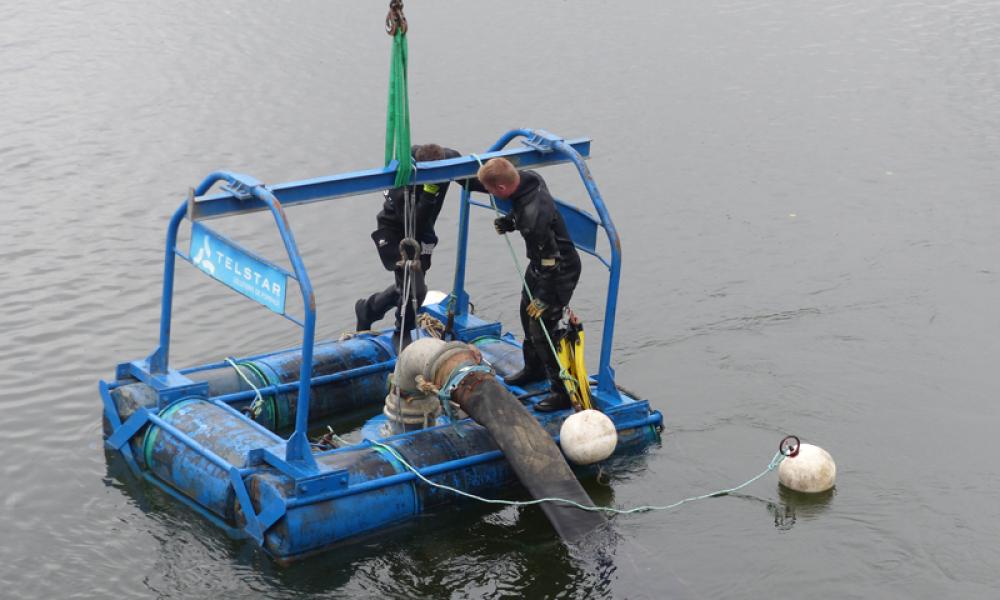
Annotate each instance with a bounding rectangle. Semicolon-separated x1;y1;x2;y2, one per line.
526;298;548;320
494;216;515;235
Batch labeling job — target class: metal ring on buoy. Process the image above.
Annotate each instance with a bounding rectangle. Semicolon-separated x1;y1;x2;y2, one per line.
779;435;801;457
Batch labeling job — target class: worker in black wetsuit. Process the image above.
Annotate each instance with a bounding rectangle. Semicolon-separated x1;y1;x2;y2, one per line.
355;143;460;346
466;157;582;412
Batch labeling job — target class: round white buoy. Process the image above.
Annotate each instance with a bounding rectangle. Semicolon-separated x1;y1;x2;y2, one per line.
778;443;836;493
559;409;618;465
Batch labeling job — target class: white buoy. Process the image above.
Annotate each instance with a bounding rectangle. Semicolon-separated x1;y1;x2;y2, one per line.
778;443;836;493
559;409;618;465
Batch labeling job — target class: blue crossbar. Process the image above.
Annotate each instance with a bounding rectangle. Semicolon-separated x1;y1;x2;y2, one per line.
188;138;591;221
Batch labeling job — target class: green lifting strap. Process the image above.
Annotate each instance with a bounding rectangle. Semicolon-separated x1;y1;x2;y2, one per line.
385;30;412;188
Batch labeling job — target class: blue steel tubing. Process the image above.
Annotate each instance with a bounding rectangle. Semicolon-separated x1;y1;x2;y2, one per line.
286;412;661;508
149;200;189;374
211;360;396;406
142;398;271;519
248;186;317;468
150;170;318;468
149;169;252;374
257;340;394;427
286;448;503;509
193;170;238;197
145;412;241;474
553;139;622;395
100;380;142;475
209;398;285;445
451;185;474;316
179;330;383;375
179;344;305;375
487;128;535;153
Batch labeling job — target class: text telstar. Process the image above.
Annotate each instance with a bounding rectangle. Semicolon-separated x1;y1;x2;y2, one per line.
213;252;282;296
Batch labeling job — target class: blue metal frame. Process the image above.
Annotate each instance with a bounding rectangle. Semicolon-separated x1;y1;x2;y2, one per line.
126;131;606;465
137;171;319;470
105;128;626;550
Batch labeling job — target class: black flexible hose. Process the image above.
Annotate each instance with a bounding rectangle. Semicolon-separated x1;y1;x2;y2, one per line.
453;374;607;542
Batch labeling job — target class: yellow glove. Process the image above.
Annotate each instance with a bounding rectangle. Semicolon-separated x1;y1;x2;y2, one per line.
526;298;548;320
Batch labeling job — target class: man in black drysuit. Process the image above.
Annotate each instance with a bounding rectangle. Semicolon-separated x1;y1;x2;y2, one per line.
467;157;582;412
355;143;460;345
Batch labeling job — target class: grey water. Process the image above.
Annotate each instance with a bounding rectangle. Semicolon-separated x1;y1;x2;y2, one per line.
2;0;999;597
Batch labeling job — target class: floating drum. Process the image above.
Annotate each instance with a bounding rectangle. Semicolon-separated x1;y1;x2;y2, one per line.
778;442;836;493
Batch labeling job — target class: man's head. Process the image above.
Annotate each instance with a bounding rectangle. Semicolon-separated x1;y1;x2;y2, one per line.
414;144;446;162
476;158;520;199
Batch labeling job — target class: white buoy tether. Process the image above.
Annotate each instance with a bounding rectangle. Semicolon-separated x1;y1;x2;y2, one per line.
559;409;618;465
777;436;836;493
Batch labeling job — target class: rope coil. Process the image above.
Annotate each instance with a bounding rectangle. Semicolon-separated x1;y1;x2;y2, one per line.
383;391;441;429
416;313;445;338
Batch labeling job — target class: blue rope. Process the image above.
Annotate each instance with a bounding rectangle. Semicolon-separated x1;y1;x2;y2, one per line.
435;364;492;438
369;438;786;515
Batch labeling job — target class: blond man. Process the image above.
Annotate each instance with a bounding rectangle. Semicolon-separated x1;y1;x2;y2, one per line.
467;158;582;411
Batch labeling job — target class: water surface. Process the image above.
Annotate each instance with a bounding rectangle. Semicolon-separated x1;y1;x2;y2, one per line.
2;1;999;598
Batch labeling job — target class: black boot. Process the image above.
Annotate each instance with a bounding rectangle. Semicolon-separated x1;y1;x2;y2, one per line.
504;367;545;387
535;361;572;412
535;391;572;412
355;298;374;331
505;337;546;387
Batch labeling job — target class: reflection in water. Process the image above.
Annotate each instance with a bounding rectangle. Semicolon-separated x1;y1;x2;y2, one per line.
778;484;836;519
726;485;835;531
768;500;797;530
104;446;653;598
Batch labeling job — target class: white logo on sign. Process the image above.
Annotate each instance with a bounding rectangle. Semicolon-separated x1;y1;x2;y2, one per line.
192;235;215;275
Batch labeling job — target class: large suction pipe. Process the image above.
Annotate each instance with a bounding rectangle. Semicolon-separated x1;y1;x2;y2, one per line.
398;339;607;542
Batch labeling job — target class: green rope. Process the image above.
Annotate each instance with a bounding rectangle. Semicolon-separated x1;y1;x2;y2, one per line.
385;30;412;188
370;438;786;515
469;154;575;393
225;357;264;416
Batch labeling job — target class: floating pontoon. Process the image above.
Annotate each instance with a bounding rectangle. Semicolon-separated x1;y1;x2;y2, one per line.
101;129;663;563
